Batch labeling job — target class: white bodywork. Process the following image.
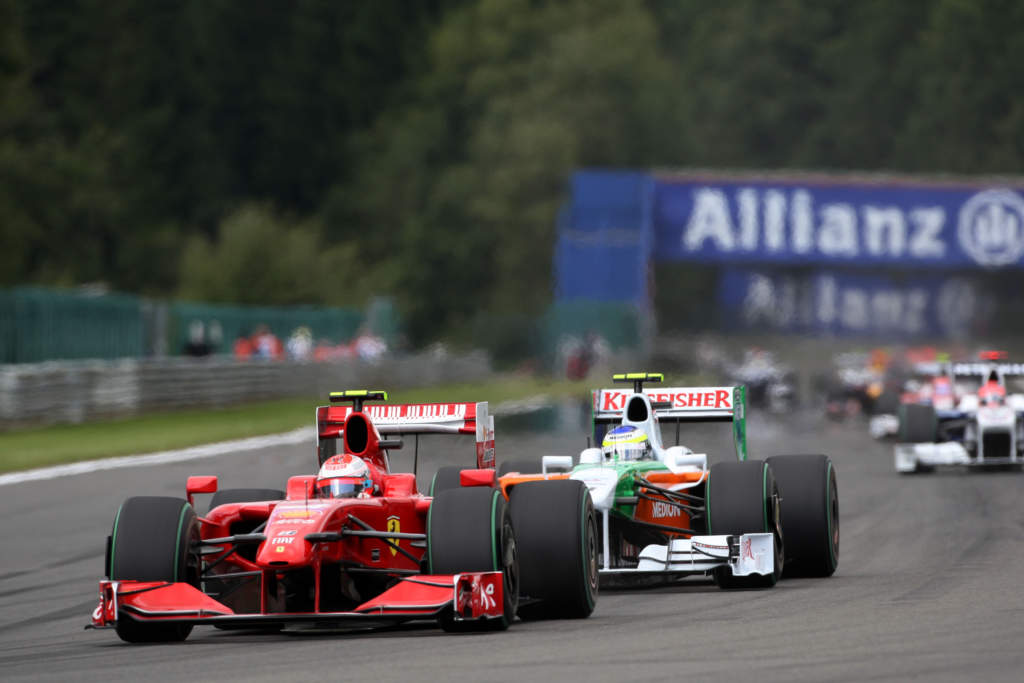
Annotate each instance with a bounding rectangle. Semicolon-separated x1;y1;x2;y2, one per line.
567;386;774;580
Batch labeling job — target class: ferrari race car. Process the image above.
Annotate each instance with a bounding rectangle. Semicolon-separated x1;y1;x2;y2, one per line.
497;373;840;589
895;356;1024;473
89;390;597;643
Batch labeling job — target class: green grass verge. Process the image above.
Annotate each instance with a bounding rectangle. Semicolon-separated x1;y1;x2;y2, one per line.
0;375;593;474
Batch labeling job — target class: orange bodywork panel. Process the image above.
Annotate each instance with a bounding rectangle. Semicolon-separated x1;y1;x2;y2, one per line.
499;469;707;537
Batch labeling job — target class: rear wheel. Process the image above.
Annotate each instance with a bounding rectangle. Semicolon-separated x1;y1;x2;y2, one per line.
900;403;937;443
766;455;839;577
510;480;598;620
428;466;465;497
108;496;200;642
706;460;783;589
208;488;284;513
428;487;518;631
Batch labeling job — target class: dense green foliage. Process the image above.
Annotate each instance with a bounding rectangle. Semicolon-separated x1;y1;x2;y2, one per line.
3;0;1023;341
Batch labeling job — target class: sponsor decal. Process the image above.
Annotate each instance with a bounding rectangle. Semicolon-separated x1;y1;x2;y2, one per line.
958;189;1024;267
598;389;732;412
276;529;298;537
277;505;326;520
338;403;469;423
742;537;755;563
371;548;380;562
275;546;285;553
648;501;681;520
693;541;728;552
386;516;401;556
679;186;948;261
271;537;294;545
480;582;497;610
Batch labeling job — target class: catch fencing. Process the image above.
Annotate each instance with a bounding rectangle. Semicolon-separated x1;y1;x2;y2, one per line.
0;350;490;427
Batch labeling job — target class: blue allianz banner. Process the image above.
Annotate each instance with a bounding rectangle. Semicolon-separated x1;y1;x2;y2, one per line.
716;269;987;337
653;176;1024;268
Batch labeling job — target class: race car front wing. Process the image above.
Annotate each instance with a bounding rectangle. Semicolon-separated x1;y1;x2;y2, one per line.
600;533;775;579
88;572;505;632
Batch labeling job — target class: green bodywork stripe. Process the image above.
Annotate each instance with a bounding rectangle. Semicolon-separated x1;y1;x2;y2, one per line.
109;503;124;577
762;463;769;532
490;490;500;571
581;491;595;609
826;461;837;565
173;504;191;583
733;385;748;461
706;478;712;534
426;503;434;573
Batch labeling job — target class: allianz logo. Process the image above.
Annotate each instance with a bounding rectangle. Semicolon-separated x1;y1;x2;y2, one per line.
682;186;1024;267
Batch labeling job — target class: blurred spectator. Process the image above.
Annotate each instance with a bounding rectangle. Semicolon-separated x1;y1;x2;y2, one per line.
253;324;283;359
183;319;212;357
353;325;388;362
286;326;314;361
233;328;254;359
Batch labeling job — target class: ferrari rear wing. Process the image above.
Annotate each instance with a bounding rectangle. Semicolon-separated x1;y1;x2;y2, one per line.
316;399;495;468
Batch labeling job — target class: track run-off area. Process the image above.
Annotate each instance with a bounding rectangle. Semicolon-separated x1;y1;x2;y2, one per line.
1;407;1022;683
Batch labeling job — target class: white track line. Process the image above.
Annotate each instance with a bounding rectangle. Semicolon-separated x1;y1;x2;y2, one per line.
0;427;315;487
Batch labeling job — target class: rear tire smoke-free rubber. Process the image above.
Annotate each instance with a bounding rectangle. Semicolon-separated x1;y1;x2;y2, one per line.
766;454;839;577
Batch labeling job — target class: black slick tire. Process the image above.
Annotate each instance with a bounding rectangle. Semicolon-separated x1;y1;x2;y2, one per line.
766;455;839;577
900;403;937;443
706;460;783;589
208;488;284;513
427;487;519;631
108;496;200;643
509;480;598;620
428;466;465;497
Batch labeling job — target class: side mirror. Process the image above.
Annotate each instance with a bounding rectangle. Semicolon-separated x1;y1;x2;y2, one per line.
664;447;707;475
286;475;316;500
186;475;218;508
459;469;497;488
542;455;573;474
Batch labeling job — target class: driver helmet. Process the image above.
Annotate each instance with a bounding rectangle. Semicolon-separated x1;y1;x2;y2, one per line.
316;453;373;498
601;425;652;462
979;381;1006;407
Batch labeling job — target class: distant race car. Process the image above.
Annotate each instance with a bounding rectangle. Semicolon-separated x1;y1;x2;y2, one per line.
869;358;961;440
89;390;596;643
496;373;840;589
895;355;1024;473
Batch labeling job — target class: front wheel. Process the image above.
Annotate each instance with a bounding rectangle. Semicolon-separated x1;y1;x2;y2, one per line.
108;496;200;642
706;460;783;589
428;487;518;631
509;480;598;620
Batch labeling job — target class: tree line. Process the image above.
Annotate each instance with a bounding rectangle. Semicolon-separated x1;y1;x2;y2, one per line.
2;0;1022;342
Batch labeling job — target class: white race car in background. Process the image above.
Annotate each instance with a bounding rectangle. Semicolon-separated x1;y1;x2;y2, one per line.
895;359;1024;473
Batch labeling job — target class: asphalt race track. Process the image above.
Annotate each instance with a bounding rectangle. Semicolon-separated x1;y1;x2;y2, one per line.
2;408;1023;682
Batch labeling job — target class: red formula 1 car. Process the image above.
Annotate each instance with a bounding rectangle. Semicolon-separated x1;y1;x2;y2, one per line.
89;390;597;643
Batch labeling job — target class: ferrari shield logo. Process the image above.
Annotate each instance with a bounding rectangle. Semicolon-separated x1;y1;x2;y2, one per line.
387;516;400;556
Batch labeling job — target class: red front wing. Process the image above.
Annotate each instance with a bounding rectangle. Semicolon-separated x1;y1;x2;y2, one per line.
90;572;505;631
